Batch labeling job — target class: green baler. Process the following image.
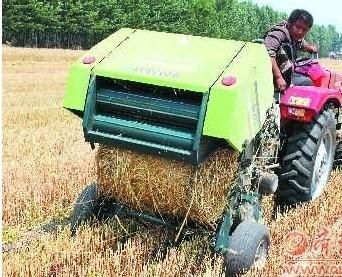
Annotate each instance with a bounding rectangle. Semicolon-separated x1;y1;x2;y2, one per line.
64;28;274;164
65;29;280;275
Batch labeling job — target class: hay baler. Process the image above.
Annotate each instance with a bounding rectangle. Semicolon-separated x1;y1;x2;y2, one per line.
64;29;281;275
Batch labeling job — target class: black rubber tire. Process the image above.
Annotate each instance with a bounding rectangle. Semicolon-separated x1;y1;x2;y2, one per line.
70;183;99;235
224;220;270;276
278;110;336;206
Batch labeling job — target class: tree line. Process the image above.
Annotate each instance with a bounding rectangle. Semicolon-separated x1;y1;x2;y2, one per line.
3;0;341;56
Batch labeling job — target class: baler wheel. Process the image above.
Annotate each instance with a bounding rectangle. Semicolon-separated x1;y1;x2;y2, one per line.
278;110;336;206
224;220;270;276
70;182;100;235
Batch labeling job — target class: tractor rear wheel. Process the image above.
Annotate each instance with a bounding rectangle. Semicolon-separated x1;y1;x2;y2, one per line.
224;220;270;276
70;183;100;235
278;110;336;206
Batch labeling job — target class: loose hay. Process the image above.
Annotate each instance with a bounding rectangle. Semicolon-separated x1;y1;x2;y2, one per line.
96;145;239;227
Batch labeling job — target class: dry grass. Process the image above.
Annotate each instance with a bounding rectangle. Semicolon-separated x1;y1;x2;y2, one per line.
2;47;342;276
320;58;342;71
3;47;95;228
97;145;238;227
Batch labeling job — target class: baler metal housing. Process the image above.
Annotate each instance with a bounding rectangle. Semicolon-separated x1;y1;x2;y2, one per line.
64;28;273;164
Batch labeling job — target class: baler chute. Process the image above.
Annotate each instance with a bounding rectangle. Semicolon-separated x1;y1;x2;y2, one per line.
64;29;280;275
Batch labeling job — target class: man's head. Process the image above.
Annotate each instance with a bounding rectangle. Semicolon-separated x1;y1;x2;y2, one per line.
288;9;314;41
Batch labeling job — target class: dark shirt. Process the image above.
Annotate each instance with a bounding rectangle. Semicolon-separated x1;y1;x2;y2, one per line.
264;21;307;74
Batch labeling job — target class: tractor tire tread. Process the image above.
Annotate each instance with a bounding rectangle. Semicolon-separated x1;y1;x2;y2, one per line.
278;110;336;206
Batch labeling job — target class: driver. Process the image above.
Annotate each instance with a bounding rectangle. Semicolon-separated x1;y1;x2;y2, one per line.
263;9;318;92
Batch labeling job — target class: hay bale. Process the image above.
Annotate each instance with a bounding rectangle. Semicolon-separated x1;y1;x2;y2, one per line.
96;145;239;227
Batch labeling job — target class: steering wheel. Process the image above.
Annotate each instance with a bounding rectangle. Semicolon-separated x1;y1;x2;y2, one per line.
295;53;318;68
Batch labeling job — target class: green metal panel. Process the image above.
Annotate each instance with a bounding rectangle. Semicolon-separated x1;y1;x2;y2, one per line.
63;64;91;112
93;29;245;93
203;42;274;152
63;28;135;112
214;211;233;253
82;78;215;164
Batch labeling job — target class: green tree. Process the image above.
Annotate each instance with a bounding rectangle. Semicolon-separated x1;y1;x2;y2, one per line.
2;0;340;54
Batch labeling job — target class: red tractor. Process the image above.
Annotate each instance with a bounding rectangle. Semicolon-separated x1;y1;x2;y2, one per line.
278;56;342;206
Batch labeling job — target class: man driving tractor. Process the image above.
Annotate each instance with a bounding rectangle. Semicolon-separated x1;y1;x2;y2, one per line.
263;9;342;179
264;9;318;91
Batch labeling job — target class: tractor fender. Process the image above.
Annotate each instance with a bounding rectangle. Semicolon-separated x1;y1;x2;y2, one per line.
280;86;342;122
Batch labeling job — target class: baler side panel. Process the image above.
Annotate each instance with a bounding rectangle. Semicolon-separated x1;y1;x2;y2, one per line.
203;43;273;152
63;28;135;112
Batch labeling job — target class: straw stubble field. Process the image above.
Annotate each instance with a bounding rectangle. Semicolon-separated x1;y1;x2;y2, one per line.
2;47;342;276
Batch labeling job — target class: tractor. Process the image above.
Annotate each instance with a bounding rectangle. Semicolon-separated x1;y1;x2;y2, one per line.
63;28;342;275
278;50;342;206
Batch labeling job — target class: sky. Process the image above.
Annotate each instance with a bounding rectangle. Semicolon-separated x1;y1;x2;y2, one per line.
249;0;342;33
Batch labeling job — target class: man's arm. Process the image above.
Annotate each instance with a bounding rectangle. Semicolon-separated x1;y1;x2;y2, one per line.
303;44;318;53
300;39;318;53
271;58;287;92
264;29;289;91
